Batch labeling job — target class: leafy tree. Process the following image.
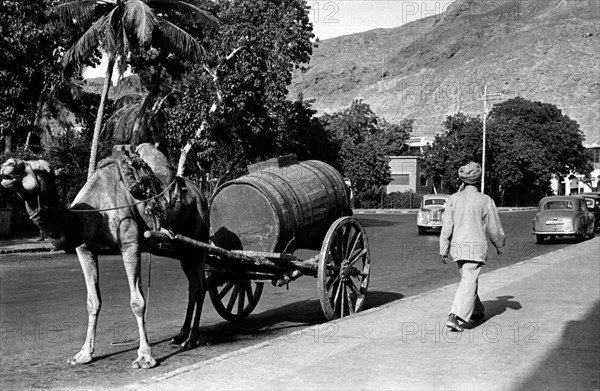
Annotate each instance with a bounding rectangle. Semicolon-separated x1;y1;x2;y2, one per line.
421;113;484;194
422;98;593;205
164;0;315;179
487;97;592;203
273;95;339;167
54;0;219;178
0;0;62;152
321;100;412;205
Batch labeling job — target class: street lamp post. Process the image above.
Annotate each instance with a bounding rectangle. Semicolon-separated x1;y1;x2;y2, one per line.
481;85;502;193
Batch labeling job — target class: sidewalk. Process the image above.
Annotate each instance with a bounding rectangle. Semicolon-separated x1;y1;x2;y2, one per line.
125;238;600;391
0;234;56;254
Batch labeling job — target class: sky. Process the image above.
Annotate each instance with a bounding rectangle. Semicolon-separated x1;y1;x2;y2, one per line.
83;0;456;80
309;0;455;40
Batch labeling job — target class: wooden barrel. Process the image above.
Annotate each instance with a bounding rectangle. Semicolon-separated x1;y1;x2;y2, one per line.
209;159;351;253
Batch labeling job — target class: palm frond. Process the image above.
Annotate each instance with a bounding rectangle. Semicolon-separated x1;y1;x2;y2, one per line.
63;14;110;68
157;19;206;61
54;0;102;26
147;0;220;29
124;0;158;45
104;7;124;55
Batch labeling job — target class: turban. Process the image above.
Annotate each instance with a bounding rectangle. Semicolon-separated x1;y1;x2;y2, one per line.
458;162;482;184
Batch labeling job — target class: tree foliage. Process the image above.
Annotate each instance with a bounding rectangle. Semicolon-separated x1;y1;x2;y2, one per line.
421;113;484;193
55;0;219;177
1;0;62;152
422;98;593;205
164;0;315;179
320;100;412;205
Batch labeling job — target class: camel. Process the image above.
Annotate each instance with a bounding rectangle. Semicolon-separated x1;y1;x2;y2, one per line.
0;144;209;369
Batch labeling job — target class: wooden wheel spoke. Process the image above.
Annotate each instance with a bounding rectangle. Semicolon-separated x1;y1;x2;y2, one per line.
326;274;340;291
345;283;355;314
346;228;361;260
246;281;256;303
329;278;340;305
237;283;246;314
329;248;343;266
335;280;345;318
344;225;357;259
333;277;343;307
335;228;346;258
226;283;241;312
219;281;235;299
348;248;368;268
346;278;361;298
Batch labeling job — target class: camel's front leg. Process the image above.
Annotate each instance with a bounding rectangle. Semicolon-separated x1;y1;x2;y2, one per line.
121;241;157;369
68;247;100;365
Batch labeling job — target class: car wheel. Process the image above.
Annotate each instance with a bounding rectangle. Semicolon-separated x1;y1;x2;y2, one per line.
418;227;426;235
536;235;545;244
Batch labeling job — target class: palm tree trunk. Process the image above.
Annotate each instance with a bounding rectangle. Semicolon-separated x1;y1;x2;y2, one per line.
87;56;115;179
3;134;12;154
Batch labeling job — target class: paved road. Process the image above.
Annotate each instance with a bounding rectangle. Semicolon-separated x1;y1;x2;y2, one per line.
0;210;579;389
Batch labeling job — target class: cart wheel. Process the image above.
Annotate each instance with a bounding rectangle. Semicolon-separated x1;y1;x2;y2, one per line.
208;277;263;322
318;216;370;320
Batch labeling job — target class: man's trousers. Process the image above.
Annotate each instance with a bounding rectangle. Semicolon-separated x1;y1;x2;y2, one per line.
450;260;485;322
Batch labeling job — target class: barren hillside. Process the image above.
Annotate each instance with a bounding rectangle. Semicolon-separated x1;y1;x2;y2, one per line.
290;0;600;144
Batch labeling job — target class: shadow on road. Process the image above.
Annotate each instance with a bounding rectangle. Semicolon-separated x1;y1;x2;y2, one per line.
462;295;522;330
484;295;523;320
203;290;404;338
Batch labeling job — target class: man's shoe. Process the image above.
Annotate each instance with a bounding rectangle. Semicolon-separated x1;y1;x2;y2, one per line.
471;313;486;322
446;314;463;332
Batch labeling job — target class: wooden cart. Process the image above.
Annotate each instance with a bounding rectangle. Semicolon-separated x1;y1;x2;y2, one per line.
148;155;371;321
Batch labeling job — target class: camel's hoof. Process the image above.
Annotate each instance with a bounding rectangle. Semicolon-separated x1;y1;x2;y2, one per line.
182;338;200;349
132;354;157;369
171;333;187;345
68;351;92;366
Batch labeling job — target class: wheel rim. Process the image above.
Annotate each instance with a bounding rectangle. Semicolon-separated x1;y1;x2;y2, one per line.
318;217;370;320
208;277;263;322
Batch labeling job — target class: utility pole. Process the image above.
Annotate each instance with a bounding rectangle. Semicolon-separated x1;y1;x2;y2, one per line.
457;83;461;114
481;85;502;193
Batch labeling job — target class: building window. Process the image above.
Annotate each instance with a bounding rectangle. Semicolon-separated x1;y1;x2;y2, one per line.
391;174;410;185
593;148;600;169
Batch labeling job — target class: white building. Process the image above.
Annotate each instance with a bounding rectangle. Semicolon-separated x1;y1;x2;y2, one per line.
386;137;435;194
551;142;600;194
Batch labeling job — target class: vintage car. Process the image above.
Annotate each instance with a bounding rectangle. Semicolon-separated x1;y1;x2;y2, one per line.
532;195;596;243
417;194;449;234
580;194;600;232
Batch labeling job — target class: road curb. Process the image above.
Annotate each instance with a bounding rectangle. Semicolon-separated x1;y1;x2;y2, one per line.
0;246;56;255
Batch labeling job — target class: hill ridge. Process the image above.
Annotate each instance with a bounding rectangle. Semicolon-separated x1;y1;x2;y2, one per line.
290;0;600;145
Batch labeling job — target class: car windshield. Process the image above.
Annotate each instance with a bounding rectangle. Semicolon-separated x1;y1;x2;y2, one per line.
424;199;446;206
543;201;573;210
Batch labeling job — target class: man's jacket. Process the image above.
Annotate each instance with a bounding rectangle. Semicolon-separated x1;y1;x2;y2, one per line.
439;186;505;263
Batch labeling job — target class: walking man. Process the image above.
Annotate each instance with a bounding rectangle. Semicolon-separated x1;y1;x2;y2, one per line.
440;161;505;332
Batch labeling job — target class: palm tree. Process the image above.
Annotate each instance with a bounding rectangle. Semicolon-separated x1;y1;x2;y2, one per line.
54;0;219;178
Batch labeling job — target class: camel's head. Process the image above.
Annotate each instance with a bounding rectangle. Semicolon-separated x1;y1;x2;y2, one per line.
1;158;60;206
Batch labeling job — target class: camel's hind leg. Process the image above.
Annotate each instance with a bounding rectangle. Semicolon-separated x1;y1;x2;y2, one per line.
173;252;207;348
69;247;100;365
121;241;157;369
